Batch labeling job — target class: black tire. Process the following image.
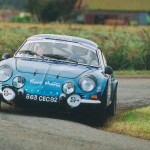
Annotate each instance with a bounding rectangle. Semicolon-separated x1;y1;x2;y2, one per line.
91;83;108;126
0;100;1;111
107;91;117;116
90;106;107;127
99;107;107;125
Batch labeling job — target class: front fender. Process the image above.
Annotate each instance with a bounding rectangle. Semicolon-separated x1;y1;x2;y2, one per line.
111;79;118;101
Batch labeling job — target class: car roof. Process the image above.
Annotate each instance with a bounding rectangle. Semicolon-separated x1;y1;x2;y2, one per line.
28;34;98;50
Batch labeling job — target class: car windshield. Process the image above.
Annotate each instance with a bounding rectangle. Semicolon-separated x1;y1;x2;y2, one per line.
15;39;99;66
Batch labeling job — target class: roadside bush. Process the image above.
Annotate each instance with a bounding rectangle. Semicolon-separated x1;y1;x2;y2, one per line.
0;23;150;70
13;12;32;23
99;30;150;70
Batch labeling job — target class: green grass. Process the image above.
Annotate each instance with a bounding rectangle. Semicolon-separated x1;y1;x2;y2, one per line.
103;106;150;140
115;70;150;76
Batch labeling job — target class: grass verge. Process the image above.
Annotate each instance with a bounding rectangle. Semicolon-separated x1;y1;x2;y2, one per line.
102;106;150;140
114;70;150;78
115;70;150;76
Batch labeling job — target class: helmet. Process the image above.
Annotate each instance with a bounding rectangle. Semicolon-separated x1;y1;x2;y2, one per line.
71;45;87;56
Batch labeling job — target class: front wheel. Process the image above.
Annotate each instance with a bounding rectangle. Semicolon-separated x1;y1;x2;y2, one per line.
0;99;1;111
107;91;117;116
85;105;107;127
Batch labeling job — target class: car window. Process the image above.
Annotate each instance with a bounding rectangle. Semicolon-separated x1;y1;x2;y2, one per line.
97;49;105;69
15;40;99;66
102;52;107;67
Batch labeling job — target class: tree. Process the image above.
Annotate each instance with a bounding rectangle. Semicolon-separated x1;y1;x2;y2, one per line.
26;0;76;22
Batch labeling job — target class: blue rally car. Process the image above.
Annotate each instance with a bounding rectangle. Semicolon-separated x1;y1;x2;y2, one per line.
0;34;118;117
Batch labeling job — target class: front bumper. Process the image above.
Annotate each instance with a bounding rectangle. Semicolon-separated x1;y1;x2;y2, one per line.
0;86;101;108
80;99;101;104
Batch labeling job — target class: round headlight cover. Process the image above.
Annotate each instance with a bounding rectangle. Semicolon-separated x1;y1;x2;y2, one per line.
13;76;25;88
0;65;12;82
63;82;75;94
80;76;96;92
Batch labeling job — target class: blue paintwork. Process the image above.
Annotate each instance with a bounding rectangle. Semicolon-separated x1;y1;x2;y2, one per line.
0;58;106;97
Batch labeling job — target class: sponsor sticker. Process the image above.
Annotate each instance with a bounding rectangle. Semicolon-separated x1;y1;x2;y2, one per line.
30;79;60;87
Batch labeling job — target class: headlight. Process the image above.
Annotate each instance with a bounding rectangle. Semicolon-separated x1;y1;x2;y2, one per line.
63;82;75;94
79;76;96;92
0;65;13;81
13;76;25;88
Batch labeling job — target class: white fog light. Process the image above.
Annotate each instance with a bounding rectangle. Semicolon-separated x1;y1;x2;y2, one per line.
2;88;16;101
67;94;81;108
13;76;25;88
63;82;75;94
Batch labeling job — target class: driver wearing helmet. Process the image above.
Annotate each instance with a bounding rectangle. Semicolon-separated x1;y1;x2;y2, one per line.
34;43;45;56
70;46;87;64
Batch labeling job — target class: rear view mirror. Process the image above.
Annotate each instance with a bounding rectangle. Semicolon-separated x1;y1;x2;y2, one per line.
2;53;11;60
105;66;113;75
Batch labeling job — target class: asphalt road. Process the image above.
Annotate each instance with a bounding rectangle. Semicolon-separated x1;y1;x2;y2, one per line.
117;78;150;110
0;78;150;150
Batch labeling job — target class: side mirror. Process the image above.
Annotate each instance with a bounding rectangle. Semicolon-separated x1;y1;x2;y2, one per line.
2;53;11;60
105;66;113;75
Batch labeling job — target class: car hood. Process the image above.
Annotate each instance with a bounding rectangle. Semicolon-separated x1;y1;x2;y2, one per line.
15;59;94;79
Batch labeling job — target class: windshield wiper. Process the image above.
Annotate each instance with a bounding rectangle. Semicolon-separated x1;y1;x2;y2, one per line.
43;54;78;64
18;50;44;59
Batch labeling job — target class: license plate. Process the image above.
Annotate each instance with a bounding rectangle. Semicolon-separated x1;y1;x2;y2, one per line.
25;94;58;103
